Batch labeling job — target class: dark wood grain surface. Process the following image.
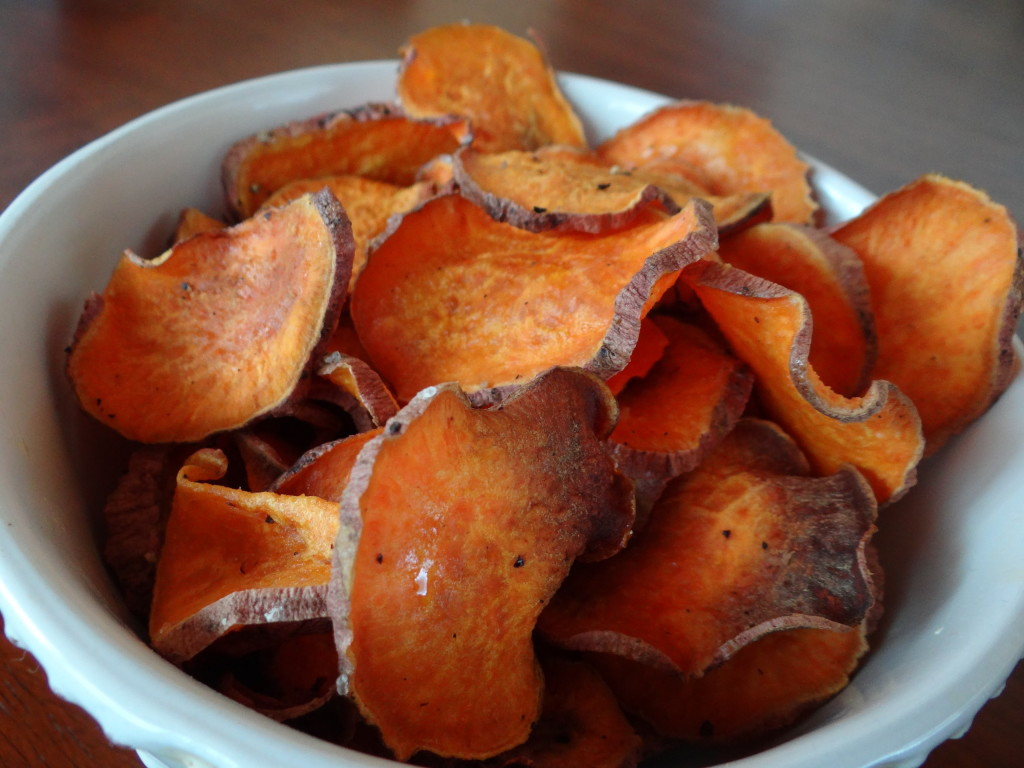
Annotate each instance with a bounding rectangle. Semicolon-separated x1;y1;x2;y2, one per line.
1;1;1021;766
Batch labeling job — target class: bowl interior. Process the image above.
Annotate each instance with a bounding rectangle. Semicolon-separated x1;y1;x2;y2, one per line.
0;61;1022;768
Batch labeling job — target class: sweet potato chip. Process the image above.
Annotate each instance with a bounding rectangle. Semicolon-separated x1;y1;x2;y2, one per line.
149;448;341;664
597;101;817;224
316;352;399;430
396;23;586;153
831;174;1024;452
686;260;923;504
330;368;636;760
539;418;878;676
592;623;868;744
493;654;643;768
233;430;291;492
271;428;381;502
453;147;678;233
173;207;224;242
609;316;753;516
604;316;671;397
67;189;353;443
717;222;876;397
223;103;468;218
350;193;717;403
261;175;435;291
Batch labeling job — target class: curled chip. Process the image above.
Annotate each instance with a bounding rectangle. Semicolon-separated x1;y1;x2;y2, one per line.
494;654;643;768
149;448;341;664
717;222;876;397
261;175;435;291
596;100;817;225
350;193;717;404
315;351;399;431
67;190;354;444
271;428;382;502
592;623;869;744
222;103;468;218
330;368;635;760
832;174;1024;452
453;147;679;233
173;207;224;242
685;260;923;504
396;23;586;153
609;316;753;519
539;419;878;677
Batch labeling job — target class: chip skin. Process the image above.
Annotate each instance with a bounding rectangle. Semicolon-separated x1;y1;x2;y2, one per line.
330;367;635;761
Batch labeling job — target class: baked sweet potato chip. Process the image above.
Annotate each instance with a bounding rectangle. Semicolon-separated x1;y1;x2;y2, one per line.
494;654;643;768
68;189;353;443
331;367;635;760
685;260;923;504
316;352;399;430
604;316;671;396
272;428;381;502
592;623;869;744
396;23;586;153
350;193;717;403
261;175;435;291
596;101;817;224
717;222;876;397
149;448;341;664
173;207;224;242
831;174;1024;452
223;103;468;218
453;147;678;233
539;418;877;676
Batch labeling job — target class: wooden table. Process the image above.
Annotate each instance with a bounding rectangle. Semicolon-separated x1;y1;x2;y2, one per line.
1;1;1021;766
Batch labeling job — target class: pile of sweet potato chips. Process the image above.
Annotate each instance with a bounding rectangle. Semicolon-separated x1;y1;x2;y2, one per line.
69;22;1022;767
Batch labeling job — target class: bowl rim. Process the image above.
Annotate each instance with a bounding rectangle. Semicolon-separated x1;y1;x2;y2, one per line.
1;59;1022;768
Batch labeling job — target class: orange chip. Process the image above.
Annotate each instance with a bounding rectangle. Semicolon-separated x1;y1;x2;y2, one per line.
331;368;635;760
173;207;224;242
222;103;468;218
832;174;1024;452
396;23;586;153
67;190;354;443
315;352;399;431
539;419;878;677
592;623;868;744
718;222;876;397
350;193;717;404
604;316;671;396
597;101;817;224
149;448;340;664
686;260;923;504
272;428;382;503
260;175;435;291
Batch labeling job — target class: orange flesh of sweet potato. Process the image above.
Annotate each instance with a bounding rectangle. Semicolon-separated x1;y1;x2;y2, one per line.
604;316;671;396
596;101;817;224
67;190;354;443
350;193;717;404
453;148;679;233
271;428;382;502
260;175;435;291
494;654;643;768
831;174;1024;453
592;623;868;744
173;207;224;242
396;23;586;153
315;352;399;429
149;448;340;663
686;260;923;504
222;103;468;218
717;223;876;397
538;418;877;676
331;368;635;760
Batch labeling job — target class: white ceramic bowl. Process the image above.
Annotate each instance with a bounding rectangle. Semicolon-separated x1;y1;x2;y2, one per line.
0;61;1022;768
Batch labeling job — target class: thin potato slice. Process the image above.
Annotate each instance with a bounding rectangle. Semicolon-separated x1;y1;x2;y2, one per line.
592;623;868;744
350;193;717;404
538;419;877;676
718;222;876;397
316;352;399;429
493;655;643;768
453;147;679;233
272;428;382;502
223;103;468;218
68;190;353;443
397;23;586;153
261;175;435;291
604;316;671;397
597;101;817;224
686;260;923;504
831;174;1024;452
173;207;224;242
331;368;636;760
149;448;341;664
